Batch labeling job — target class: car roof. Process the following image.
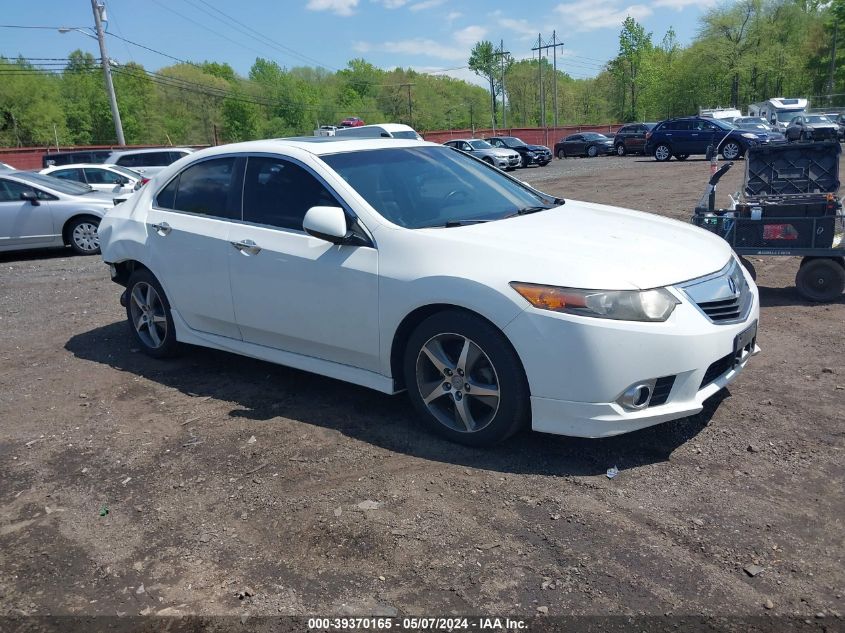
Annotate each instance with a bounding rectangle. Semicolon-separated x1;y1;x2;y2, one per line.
43;163;121;169
108;147;194;156
186;137;435;158
446;138;486;143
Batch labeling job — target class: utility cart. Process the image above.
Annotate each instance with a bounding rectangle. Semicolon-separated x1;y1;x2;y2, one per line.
692;141;845;302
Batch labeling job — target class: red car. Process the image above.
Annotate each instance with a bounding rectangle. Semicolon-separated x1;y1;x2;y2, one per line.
340;117;365;127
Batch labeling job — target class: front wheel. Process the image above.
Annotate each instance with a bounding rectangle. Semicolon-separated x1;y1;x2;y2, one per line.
125;269;179;358
557;149;566;159
615;143;626;156
721;141;743;160
795;258;845;302
404;310;529;446
586;145;598;158
65;216;101;255
654;144;672;162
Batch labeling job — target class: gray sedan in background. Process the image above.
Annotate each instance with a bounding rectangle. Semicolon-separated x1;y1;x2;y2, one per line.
0;171;116;255
443;138;521;170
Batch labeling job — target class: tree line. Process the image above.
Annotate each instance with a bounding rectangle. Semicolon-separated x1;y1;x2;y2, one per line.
0;0;841;148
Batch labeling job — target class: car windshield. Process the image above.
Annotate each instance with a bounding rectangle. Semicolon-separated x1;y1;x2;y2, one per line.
501;137;526;147
322;146;555;229
711;119;735;130
468;140;493;150
12;171;93;195
392;131;421;139
110;165;141;178
806;115;831;123
738;123;769;131
583;133;608;140
776;111;802;122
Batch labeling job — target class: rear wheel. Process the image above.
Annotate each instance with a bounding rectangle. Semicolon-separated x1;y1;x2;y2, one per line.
587;145;599;158
125;269;179;357
615;143;626;156
557;149;566;159
654;144;672;162
404;311;529;446
795;258;845;302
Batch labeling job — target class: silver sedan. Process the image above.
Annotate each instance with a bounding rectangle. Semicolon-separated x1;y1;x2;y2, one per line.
0;171;117;255
443;139;521;170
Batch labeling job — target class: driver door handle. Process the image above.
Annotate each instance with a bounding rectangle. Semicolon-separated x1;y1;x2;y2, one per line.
231;239;261;255
150;222;171;235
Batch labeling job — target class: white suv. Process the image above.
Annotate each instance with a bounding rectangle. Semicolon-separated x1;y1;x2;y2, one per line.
104;148;194;176
99;137;759;446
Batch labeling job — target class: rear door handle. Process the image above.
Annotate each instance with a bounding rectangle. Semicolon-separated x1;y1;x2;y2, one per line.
231;239;261;255
150;222;171;235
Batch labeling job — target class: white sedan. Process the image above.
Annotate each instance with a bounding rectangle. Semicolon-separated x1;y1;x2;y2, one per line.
99;137;759;446
41;163;144;194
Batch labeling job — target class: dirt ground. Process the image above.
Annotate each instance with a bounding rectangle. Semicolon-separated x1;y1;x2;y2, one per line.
0;154;843;627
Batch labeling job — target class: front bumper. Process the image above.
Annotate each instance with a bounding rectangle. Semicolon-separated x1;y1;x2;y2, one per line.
503;271;760;438
526;151;552;164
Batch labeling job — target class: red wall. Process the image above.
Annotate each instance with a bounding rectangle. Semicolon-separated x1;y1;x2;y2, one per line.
423;125;622;146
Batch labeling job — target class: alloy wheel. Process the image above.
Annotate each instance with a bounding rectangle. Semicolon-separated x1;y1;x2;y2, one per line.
415;333;500;433
654;145;671;161
71;222;100;253
129;282;169;349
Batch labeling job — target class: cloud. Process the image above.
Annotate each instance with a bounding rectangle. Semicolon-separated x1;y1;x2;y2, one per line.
446;11;462;22
353;38;467;61
553;0;652;31
453;25;488;47
306;0;359;16
652;0;716;9
409;0;447;10
498;17;539;39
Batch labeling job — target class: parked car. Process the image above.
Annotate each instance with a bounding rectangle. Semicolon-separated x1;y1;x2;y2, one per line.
612;123;656;155
42;149;114;168
785;114;839;142
554;132;614;158
40;163;145;194
340;117;365;127
831;113;845;140
486;136;551;167
100;137;758;446
0;171;116;254
0;162;14;170
335;123;422;140
104;148;194;176
443;138;521;170
731;119;786;143
645;117;767;161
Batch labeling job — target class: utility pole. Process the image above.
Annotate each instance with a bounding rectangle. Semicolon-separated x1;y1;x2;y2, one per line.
401;83;414;128
492;41;510;129
91;0;125;145
827;21;838;107
533;32;565;131
533;35;544;130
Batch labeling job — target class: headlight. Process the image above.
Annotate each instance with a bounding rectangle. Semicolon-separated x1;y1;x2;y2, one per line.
526;151;536;156
741;133;757;139
510;283;680;322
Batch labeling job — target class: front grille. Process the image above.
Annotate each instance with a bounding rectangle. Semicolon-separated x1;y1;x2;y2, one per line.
649;375;676;406
701;353;734;388
697;297;743;322
679;260;752;325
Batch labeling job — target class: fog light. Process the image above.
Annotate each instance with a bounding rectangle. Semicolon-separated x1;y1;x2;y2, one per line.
619;382;654;410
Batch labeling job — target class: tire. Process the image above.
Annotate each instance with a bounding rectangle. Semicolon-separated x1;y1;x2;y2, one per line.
654;144;672;162
65;216;101;255
483;157;494;165
615;143;626;156
557;149;566;159
520;154;529;168
721;141;743;160
403;310;529;447
738;256;757;281
795;258;845;302
586;145;599;158
125;269;179;358
675;154;690;161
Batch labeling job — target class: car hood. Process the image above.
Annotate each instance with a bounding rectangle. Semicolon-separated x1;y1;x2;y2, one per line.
525;144;550;151
418;201;733;290
487;148;519;157
806;123;837;129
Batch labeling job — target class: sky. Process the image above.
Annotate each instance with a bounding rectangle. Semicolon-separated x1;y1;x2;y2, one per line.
1;0;717;85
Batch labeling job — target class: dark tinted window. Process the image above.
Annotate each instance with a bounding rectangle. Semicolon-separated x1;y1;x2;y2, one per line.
165;158;239;219
52;168;84;182
618;126;633;134
0;178;33;201
566;135;581;141
117;151;174;167
242;156;339;230
170;151;190;162
156;177;178;209
84;168;123;184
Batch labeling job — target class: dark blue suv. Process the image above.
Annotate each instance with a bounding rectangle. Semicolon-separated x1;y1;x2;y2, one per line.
644;116;767;162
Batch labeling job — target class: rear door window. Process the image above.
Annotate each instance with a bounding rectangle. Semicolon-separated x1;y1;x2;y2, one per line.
51;168;84;183
84;168;123;185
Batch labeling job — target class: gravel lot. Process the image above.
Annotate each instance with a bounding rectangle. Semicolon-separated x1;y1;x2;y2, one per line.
0;154;843;626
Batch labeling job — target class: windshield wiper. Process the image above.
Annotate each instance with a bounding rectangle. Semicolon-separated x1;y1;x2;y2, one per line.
419;219;491;228
505;205;554;218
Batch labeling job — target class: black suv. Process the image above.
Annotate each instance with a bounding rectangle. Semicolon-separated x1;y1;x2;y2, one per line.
42;149;114;168
644;117;767;162
613;123;656;156
486;136;552;167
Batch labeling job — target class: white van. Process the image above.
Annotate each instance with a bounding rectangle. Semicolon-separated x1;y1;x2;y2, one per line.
334;123;423;140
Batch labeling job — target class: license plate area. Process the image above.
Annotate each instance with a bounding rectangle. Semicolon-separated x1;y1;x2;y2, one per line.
733;321;757;366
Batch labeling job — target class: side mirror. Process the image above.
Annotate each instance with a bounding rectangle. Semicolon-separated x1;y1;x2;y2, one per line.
20;191;40;206
303;206;348;244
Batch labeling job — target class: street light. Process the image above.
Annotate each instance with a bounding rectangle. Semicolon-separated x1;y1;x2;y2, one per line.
59;1;125;146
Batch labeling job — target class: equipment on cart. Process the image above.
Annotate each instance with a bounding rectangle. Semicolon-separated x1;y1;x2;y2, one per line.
692;141;845;302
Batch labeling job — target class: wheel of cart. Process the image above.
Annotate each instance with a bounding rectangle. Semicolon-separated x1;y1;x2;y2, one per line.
691;141;845;303
795;256;845;302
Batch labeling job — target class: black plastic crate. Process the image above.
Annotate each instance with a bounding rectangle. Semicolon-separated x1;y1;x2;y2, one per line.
745;141;840;197
694;214;839;249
